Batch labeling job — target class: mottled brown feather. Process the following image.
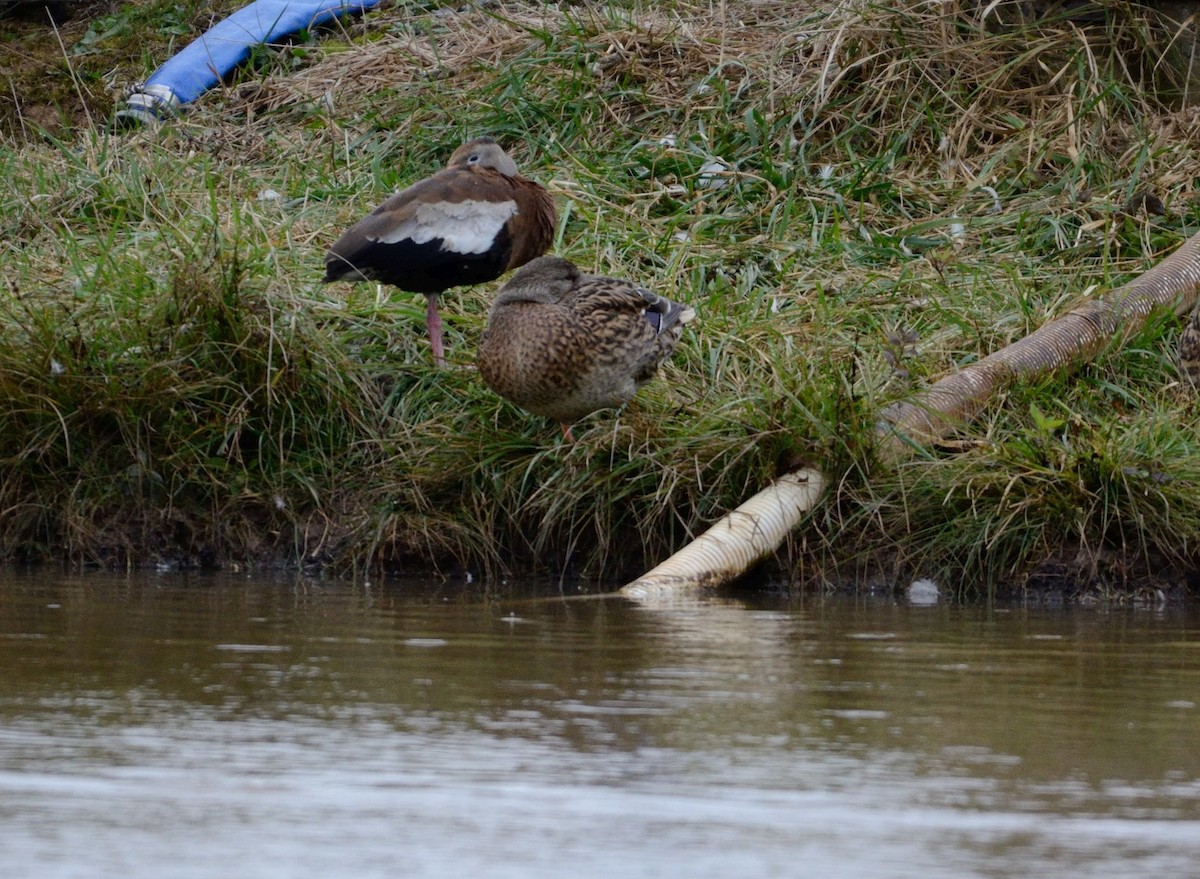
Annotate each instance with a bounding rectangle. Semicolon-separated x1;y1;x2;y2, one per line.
477;256;696;438
1179;305;1200;388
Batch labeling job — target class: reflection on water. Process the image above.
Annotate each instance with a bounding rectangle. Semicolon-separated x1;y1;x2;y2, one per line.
1;570;1198;879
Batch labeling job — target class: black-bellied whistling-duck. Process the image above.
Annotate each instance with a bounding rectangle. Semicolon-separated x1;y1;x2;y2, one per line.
476;255;696;441
323;137;556;366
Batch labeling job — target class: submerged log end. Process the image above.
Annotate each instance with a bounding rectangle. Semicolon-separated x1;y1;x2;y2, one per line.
620;468;826;600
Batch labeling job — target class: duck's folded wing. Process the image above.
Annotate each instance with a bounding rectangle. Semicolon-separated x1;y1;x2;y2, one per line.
354;172;520;254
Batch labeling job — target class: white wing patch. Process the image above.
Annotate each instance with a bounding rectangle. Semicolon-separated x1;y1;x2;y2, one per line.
373;199;518;254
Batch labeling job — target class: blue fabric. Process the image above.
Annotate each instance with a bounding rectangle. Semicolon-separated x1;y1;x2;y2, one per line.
144;0;381;104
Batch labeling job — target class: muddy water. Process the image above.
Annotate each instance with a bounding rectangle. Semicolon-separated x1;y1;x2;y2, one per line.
0;571;1198;879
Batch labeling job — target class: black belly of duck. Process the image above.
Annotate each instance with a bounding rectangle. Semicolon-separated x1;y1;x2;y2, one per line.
324;230;514;295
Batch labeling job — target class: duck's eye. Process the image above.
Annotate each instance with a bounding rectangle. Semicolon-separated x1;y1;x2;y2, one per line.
468;153;482;163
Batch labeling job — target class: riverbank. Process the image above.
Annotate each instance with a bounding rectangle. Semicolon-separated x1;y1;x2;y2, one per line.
3;0;1200;599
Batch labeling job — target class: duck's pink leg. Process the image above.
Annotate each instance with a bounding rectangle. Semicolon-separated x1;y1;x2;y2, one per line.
425;294;445;367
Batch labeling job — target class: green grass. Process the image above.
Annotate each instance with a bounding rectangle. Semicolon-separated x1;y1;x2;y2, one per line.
2;0;1200;597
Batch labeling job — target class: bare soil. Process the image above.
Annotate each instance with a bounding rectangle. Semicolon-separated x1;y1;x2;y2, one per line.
0;1;246;136
1;2;122;133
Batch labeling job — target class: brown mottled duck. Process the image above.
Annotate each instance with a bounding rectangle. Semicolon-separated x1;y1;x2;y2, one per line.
1180;305;1200;388
477;255;696;440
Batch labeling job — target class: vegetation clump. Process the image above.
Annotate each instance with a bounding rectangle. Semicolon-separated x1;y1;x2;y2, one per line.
2;0;1200;598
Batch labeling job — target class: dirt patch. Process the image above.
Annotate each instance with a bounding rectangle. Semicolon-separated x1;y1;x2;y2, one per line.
0;1;248;137
0;2;118;133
